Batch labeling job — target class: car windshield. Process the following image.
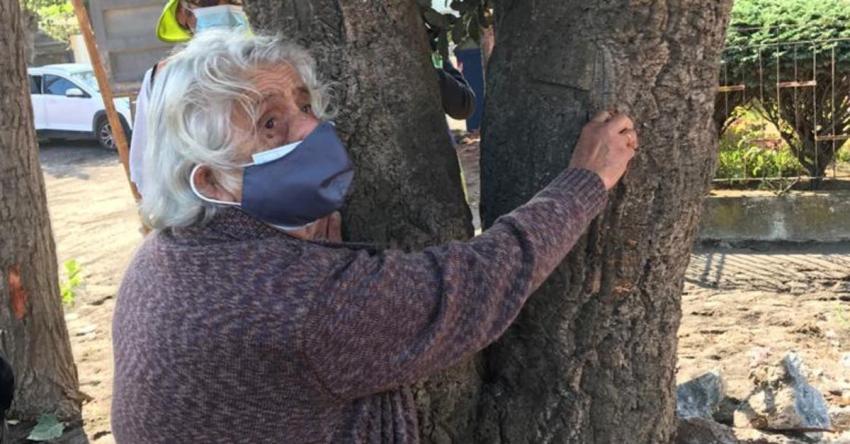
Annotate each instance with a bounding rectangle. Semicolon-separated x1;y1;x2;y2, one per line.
69;70;99;93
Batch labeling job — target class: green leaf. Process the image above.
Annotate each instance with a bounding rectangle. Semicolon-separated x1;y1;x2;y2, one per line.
28;414;65;441
64;259;79;274
60;258;83;307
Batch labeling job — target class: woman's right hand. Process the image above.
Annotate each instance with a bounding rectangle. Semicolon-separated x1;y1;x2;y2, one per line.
569;111;638;190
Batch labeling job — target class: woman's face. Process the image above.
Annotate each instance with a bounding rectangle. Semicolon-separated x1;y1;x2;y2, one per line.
193;63;337;240
234;64;319;164
194;63;319;203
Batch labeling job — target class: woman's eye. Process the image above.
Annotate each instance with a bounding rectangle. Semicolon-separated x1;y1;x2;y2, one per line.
301;104;313;114
264;118;276;130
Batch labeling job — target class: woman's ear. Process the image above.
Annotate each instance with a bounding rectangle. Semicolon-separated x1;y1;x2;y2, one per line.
192;166;239;203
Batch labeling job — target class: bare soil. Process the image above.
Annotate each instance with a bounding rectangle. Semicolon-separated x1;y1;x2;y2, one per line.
35;140;142;444
30;138;850;443
682;244;850;417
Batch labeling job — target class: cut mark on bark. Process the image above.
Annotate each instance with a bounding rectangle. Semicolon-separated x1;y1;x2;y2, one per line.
613;284;634;297
7;265;27;320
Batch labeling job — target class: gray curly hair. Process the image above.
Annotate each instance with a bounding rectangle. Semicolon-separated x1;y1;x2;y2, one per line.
140;29;332;230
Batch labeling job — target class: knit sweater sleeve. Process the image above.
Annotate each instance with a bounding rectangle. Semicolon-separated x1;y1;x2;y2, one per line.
302;168;608;401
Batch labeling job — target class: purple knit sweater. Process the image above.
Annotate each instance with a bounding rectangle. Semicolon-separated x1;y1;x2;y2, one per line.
111;168;607;443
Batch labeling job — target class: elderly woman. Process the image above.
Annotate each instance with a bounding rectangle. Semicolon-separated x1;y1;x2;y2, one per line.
112;30;637;443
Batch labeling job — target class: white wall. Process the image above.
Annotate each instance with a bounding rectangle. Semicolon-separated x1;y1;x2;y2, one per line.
70;34;90;64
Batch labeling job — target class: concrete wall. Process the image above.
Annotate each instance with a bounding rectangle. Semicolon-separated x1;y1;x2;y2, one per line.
698;191;850;242
70;34;90;64
33;29;73;66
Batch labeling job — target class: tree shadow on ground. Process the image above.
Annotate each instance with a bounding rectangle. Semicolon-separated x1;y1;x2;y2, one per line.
38;140;119;181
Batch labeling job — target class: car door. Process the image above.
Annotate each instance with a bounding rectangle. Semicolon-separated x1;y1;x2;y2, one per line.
43;74;97;133
28;74;47;130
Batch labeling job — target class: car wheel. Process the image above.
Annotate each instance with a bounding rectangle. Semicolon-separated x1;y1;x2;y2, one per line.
96;117;115;150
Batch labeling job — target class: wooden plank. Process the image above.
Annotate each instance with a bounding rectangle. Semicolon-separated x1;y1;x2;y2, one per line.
71;0;141;204
718;84;746;93
777;80;817;89
814;134;850;142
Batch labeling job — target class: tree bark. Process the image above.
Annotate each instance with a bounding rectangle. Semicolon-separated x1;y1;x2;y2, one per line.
476;1;732;443
0;0;81;420
245;2;479;442
20;9;39;65
248;1;733;442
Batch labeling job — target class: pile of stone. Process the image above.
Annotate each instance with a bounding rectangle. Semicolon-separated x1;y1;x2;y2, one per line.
676;353;850;444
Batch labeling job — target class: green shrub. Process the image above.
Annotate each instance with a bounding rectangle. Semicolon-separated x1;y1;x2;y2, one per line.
717;0;850;181
836;144;850;164
716;147;804;180
716;109;806;181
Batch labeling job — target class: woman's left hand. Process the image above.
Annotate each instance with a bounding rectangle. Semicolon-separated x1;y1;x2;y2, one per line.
314;212;342;242
290;212;342;242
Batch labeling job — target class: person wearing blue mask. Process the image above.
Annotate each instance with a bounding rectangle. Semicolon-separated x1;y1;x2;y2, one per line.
129;0;249;197
112;30;638;443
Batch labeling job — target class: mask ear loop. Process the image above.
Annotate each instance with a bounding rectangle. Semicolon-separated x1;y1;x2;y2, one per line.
190;164;240;207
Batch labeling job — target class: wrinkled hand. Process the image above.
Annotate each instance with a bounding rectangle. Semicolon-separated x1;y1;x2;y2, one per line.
569;111;638;190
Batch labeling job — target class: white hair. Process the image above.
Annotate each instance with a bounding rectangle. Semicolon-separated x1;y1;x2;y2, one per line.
139;29;332;230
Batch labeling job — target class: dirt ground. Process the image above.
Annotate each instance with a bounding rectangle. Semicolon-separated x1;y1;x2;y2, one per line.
38;140;142;444
35;139;850;443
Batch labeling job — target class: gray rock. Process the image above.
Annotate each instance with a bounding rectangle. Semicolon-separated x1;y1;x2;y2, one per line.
714;396;742;425
832;406;850;432
734;353;831;432
676;417;736;444
678;371;727;419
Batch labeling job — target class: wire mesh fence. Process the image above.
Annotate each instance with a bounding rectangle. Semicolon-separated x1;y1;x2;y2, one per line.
716;35;850;187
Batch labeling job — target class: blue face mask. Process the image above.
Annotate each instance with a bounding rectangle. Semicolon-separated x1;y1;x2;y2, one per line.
191;122;355;230
191;5;250;34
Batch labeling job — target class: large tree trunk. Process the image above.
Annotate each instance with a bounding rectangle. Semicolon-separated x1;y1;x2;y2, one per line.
248;1;732;443
245;2;479;442
476;1;732;443
0;0;81;421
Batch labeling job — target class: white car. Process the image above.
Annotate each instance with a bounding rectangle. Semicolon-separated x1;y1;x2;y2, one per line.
28;63;133;149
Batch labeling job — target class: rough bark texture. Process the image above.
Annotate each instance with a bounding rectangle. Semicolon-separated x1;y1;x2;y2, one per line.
245;2;478;442
476;1;733;443
21;9;39;65
0;0;81;420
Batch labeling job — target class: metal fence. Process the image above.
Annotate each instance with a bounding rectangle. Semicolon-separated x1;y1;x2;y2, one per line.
716;36;850;185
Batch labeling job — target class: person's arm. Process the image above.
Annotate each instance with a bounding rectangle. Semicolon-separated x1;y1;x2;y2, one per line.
301;167;607;401
438;60;476;120
129;69;153;193
300;112;636;401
